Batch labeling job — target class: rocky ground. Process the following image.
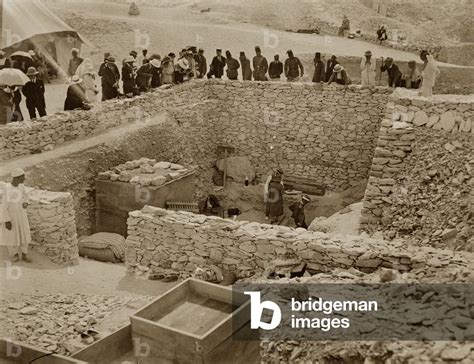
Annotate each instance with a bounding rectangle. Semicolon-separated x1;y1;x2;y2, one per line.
255;265;474;363
0;293;147;355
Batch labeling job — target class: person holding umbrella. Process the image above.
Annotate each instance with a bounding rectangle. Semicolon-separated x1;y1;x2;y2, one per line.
22;67;46;119
0;67;29;122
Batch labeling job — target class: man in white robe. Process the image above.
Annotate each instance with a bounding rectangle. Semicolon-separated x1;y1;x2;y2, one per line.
360;50;376;86
420;51;440;97
0;168;32;262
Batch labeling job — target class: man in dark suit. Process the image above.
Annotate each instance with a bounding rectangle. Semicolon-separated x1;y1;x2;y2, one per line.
207;49;226;79
380;57;402;87
22;67;46;119
98;56;120;101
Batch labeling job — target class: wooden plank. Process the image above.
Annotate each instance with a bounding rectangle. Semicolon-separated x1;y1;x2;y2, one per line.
132;280;189;321
156;295;232;337
204;323;260;364
131;316;202;355
200;301;251;354
72;325;133;364
131;334;203;364
0;339;85;364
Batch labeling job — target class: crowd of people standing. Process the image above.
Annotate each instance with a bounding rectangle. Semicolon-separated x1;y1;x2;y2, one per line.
0;44;440;123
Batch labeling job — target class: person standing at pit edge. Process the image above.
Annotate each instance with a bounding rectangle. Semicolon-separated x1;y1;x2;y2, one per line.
22;67;46;119
284;50;304;82
253;46;268;81
0;169;32;263
360;50;376;87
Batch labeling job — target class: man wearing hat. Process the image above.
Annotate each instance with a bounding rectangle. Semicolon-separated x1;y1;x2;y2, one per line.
253;46;268;81
327;64;351;85
289;195;311;229
98;56;120;100
122;56;137;97
64;75;89;111
1;169;32;262
149;58;162;88
225;51;240;80
22;67;46;119
312;52;325;83
360;50;376;86
268;55;283;80
239;51;252;81
67;48;84;78
380;57;402;88
207;49;226;79
195;48;207;79
284;50;304;82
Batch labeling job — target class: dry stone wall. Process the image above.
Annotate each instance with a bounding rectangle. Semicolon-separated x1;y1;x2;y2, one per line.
208;81;390;190
125;206;472;277
361;92;474;249
27;188;78;265
0;82;210;161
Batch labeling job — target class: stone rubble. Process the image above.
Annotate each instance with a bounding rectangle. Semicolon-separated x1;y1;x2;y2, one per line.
361;94;473;250
0;293;145;356
97;157;194;188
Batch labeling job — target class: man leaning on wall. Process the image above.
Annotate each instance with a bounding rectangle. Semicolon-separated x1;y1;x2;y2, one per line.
0;169;32;263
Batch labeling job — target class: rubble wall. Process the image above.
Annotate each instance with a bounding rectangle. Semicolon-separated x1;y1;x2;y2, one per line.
361;93;474;249
125;206;471;277
209;81;391;190
27;188;79;265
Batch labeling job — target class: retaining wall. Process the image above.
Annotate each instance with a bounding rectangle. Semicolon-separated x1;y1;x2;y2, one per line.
125;206;472;277
208;81;390;190
0;185;79;265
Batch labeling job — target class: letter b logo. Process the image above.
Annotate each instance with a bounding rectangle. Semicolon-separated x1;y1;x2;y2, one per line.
245;291;281;330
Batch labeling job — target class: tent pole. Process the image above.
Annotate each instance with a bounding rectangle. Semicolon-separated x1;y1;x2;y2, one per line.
0;0;3;48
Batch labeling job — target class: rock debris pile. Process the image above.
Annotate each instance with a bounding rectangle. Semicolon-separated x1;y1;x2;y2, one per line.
98;158;194;187
0;294;142;356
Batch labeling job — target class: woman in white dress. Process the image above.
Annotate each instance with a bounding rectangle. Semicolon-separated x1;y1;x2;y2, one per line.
75;58;99;103
0;168;32;262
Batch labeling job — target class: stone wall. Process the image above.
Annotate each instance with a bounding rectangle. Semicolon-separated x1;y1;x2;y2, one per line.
0;82;210;161
208;81;390;190
361;92;474;249
27;188;78;265
125;206;472;277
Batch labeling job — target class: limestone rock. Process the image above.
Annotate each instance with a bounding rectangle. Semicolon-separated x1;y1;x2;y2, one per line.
216;156;255;183
439;111;456;131
413;111;428;126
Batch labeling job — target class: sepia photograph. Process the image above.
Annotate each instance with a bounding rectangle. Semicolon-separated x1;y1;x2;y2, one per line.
0;0;473;362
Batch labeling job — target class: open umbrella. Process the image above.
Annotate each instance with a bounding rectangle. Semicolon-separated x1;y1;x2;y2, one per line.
10;51;33;61
0;68;30;86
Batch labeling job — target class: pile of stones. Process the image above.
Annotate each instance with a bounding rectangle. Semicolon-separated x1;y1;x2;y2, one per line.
98;158;193;187
0;293;142;355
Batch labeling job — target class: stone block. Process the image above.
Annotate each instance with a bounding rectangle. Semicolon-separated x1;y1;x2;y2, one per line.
440;111;456;131
413;111;428;126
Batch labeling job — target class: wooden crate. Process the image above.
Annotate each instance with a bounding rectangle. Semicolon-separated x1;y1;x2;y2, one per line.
72;325;134;364
0;338;85;364
130;278;260;364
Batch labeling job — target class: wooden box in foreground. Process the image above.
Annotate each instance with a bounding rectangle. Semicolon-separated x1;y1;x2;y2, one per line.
130;278;260;364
